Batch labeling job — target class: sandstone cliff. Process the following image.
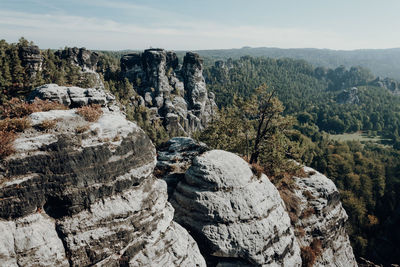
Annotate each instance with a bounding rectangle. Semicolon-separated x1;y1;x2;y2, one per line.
0;85;357;266
121;49;217;136
157;137;358;267
0;86;205;266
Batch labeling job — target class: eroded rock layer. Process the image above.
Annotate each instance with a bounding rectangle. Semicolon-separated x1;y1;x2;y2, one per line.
0;87;206;267
170;150;302;266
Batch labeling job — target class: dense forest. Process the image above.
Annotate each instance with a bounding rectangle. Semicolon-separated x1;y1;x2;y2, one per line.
204;57;400;147
193;46;400;80
1;38;399;264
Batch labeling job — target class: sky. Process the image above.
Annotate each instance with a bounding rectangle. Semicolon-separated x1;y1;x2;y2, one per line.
1;0;400;51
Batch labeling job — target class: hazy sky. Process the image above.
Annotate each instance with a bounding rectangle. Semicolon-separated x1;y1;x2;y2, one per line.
1;0;400;50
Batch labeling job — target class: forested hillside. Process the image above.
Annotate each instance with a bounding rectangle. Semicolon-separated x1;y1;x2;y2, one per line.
202;57;400;264
195;47;400;80
205;57;400;146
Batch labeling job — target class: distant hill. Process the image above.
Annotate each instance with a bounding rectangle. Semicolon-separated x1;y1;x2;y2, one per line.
189;47;400;80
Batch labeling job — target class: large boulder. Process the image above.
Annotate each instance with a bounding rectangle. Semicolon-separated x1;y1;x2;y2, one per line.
0;86;206;266
170;150;302;266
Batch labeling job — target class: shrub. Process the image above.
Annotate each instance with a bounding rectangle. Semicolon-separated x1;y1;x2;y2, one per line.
0;98;66;119
75;124;90;134
279;188;301;223
76;104;103;122
301;239;322;267
0;117;31;132
251;162;264;178
0;131;16;159
35;119;57;132
301;246;316;267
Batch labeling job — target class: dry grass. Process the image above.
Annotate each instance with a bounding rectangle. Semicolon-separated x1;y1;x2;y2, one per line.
302;190;315;200
0;131;16;159
279;188;301;224
112;135;121;142
301;239;322;267
295;226;306;237
251;162;265;179
75;124;90;134
76;104;103;122
300;207;316;219
0;117;31;132
0;98;66;119
35;119;58;132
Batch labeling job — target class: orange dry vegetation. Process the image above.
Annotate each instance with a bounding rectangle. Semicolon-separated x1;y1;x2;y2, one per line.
0;117;31;132
0;97;67;159
301;239;322;267
76;104;103;122
251;162;264;178
0;130;16;159
0;97;67;119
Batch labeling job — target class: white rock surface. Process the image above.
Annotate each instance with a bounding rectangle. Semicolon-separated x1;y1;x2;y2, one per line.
292;166;357;267
0;89;206;267
0;213;69;267
171;150;301;266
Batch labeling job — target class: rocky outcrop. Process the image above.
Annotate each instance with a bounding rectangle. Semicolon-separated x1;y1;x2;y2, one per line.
19;45;43;78
0;86;205;266
55;47;104;90
169;149;302;266
337;87;360;104
370;76;399;91
28;83;116;108
55;47;99;72
291;166;357;267
156;137;208;197
121;49;216;136
156;138;357;267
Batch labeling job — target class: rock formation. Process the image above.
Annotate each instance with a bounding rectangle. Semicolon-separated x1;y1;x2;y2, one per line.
370;76;399;91
0;85;206;266
0;83;358;266
121;49;216;136
18;45;43;78
156;137;208;197
157;138;358;267
55;47;104;90
28;83;116;108
55;47;99;72
337;87;360;104
291;167;357;266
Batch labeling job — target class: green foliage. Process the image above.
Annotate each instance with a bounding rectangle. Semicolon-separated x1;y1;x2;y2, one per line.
197;85;300;179
205;56;400;144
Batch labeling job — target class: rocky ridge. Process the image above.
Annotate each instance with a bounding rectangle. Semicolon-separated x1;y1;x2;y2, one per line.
0;84;357;266
157;137;357;267
0;85;205;266
121;49;217;136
